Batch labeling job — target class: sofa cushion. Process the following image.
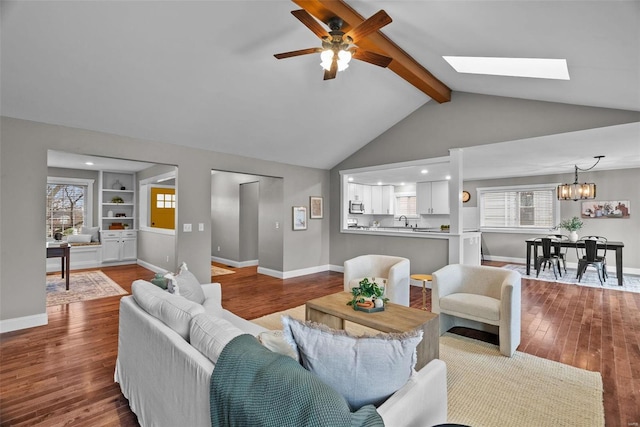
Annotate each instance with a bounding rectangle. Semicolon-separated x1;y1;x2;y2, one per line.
281;316;422;410
132;279;204;341
165;262;205;304
439;293;500;322
202;296;224;318
66;234;92;243
190;313;245;364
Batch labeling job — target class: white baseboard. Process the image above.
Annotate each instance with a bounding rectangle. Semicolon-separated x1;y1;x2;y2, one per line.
257;264;332;279
329;264;344;273
0;312;48;333
211;256;259;268
484;256;640;276
137;259;169;274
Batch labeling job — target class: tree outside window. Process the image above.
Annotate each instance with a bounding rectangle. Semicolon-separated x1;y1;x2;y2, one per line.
46;183;87;238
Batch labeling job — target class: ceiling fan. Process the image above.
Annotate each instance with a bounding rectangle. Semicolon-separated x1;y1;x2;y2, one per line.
274;9;394;80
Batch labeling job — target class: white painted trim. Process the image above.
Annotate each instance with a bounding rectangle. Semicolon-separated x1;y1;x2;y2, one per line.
0;312;48;333
137;259;169;274
281;264;331;279
257;267;283;279
329;264;344;273
211;256;258;268
482;255;640;276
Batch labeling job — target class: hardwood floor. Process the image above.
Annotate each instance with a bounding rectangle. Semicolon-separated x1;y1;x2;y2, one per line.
1;262;639;426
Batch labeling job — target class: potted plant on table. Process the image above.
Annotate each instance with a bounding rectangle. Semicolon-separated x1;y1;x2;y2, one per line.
347;278;389;312
558;216;583;242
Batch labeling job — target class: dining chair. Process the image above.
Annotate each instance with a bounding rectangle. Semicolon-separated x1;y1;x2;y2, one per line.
533;237;562;279
546;234;569;273
576;236;608;285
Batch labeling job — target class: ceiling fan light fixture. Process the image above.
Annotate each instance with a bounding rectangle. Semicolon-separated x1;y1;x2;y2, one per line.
320;47;352;72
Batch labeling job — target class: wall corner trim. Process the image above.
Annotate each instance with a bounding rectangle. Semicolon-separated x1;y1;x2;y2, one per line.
0;312;48;333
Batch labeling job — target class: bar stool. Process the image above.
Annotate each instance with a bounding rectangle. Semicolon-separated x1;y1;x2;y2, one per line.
410;274;432;310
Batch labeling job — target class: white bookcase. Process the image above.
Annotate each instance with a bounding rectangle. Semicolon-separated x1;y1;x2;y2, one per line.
99;171;137;263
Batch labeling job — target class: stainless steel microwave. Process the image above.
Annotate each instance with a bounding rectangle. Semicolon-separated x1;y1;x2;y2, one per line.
349;201;365;214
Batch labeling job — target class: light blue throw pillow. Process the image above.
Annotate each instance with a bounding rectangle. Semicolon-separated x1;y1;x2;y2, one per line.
281;316;422;410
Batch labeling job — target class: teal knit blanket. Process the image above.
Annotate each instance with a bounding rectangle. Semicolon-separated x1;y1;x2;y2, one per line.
210;334;384;427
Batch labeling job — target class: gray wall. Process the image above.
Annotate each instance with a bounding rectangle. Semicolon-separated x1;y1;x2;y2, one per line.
1;116;330;326
239;181;259;262
329;92;640;273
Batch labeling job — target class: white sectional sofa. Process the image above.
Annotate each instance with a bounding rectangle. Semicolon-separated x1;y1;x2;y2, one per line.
115;280;448;427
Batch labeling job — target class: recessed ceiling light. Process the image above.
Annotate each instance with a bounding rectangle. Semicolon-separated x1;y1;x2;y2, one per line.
443;56;570;80
377;181;383;186
85;161;94;165
400;182;405;186
446;175;451;180
421;169;428;174
348;177;354;182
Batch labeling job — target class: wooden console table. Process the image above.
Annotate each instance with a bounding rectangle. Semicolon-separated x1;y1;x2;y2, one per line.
47;244;70;290
306;291;439;370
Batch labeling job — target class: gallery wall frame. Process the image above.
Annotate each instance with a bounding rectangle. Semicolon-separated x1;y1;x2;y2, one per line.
292;206;307;230
581;200;630;218
310;196;323;219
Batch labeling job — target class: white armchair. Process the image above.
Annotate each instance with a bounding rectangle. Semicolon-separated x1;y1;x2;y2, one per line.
343;255;410;306
432;264;521;357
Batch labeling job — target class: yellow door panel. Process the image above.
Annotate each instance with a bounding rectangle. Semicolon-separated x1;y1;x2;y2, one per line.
150;187;175;229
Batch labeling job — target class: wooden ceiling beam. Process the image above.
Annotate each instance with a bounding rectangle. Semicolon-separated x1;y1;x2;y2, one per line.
292;0;451;103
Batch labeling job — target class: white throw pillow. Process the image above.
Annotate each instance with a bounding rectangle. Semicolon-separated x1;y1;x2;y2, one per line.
132;279;204;341
190;313;245;364
165;262;205;304
80;226;100;242
66;234;92;243
282;316;422;410
258;329;300;362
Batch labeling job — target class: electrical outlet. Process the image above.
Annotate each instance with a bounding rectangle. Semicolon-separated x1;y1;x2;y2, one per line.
166;256;169;262
275;221;279;229
217;246;221;251
183;223;192;232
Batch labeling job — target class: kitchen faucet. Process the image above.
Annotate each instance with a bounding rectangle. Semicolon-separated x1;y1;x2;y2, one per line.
398;215;409;227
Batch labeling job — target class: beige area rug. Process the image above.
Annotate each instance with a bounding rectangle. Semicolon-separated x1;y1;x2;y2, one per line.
252;305;604;427
46;270;128;306
211;265;236;276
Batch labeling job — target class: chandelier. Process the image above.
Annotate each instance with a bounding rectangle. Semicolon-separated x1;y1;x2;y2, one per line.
557;155;604;201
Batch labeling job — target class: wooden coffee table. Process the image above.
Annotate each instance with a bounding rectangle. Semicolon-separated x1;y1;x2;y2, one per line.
305;291;439;370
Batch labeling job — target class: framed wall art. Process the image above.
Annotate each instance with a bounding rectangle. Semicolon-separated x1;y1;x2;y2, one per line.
581;200;630;219
292;206;307;230
310;196;323;219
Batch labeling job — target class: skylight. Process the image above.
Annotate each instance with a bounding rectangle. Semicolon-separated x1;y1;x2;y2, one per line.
443;56;570;80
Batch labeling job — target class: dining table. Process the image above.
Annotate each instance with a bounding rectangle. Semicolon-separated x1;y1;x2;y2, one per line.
525;238;624;286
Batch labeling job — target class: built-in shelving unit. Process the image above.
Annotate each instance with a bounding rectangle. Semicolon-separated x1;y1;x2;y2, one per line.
99;171;137;263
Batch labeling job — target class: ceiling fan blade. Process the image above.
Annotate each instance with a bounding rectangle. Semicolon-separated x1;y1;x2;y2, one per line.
291;9;329;39
274;47;322;59
352;49;393;68
344;10;392;43
323;57;338;80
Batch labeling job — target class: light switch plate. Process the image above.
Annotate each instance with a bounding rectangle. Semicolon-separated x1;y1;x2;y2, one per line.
198;223;204;231
183;223;192;232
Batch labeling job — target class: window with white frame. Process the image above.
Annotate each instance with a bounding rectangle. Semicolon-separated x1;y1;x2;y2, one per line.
478;184;559;231
46;177;94;238
394;193;417;217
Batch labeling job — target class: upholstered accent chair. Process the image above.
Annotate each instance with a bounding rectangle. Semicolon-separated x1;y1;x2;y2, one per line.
432;264;521;357
343;255;410;306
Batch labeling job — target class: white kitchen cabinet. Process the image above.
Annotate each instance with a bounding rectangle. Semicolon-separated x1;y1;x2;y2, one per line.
362;185;372;214
101;230;137;262
348;183;366;201
417;181;449;214
369;185;394;214
382;185;395;215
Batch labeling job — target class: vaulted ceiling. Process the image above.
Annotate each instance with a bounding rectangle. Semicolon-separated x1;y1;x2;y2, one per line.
2;1;639;172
